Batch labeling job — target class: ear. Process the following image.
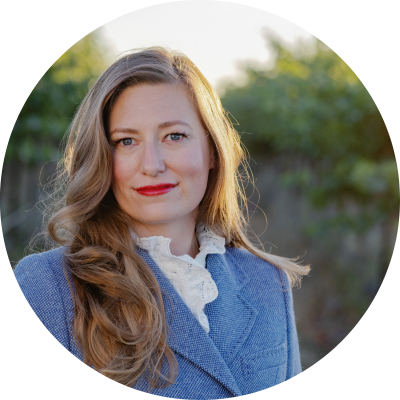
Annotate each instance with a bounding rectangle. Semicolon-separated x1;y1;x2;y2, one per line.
205;130;216;169
209;150;216;169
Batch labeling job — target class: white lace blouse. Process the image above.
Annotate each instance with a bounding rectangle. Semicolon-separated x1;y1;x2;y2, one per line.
132;224;226;333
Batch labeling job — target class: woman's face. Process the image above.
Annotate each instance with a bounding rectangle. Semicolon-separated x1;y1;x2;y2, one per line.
109;83;215;231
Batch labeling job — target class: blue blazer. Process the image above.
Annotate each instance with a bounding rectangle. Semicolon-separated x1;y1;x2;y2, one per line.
14;246;301;398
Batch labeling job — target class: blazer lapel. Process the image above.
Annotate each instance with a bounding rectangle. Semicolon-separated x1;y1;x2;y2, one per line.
204;252;258;365
138;248;242;397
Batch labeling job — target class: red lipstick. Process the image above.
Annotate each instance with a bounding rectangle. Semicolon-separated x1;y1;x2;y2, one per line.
135;183;177;196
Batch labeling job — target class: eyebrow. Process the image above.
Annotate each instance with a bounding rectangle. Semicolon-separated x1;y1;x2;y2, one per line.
109;120;192;135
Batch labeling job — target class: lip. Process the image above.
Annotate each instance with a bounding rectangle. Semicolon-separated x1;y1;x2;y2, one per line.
135;183;177;196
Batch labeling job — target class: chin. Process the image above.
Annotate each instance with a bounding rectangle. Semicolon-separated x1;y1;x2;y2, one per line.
129;206;183;225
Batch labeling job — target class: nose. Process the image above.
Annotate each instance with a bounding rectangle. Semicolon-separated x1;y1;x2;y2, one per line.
139;140;166;176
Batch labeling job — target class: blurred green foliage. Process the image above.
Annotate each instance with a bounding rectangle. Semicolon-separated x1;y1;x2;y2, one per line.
221;37;398;240
2;32;108;264
6;33;107;165
221;37;399;362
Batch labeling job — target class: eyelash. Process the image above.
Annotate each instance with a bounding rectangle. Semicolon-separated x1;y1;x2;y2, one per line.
114;132;189;146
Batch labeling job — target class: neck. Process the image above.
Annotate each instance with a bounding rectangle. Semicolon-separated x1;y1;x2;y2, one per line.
132;217;199;258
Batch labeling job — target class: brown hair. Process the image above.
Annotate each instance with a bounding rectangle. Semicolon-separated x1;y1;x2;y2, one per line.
45;47;309;390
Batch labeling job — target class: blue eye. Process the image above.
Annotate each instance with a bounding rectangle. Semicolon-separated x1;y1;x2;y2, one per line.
170;134;182;141
168;133;187;141
121;138;133;146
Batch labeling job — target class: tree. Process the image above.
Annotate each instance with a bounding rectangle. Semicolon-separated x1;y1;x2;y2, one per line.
221;37;399;282
2;31;109;263
6;32;107;165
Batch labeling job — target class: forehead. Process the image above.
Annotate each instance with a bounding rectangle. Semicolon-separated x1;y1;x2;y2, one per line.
109;83;200;128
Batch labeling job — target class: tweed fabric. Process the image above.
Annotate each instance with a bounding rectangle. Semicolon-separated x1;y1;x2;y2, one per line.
14;246;302;398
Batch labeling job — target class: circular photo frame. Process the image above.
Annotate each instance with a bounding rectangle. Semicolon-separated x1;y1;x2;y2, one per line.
2;1;399;399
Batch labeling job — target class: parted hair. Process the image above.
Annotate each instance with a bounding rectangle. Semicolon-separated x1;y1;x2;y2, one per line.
45;47;309;390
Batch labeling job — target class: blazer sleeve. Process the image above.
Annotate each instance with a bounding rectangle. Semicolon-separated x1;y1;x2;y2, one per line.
279;269;302;378
14;253;71;351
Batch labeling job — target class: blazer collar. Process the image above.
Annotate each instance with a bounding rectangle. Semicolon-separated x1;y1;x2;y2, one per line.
205;251;258;365
137;248;242;397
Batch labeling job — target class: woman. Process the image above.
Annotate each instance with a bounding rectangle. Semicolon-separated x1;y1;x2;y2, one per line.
14;47;309;398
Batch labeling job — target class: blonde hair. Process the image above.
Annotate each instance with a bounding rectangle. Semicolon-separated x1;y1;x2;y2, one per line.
46;47;309;390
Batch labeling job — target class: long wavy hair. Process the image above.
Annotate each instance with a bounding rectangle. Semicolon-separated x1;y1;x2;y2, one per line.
44;47;309;390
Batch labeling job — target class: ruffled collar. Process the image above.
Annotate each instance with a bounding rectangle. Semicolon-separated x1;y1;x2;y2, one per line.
131;224;226;332
133;224;226;268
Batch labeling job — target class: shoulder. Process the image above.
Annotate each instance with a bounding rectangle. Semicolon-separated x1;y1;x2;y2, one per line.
14;246;71;304
14;247;73;316
13;248;74;346
224;246;289;290
14;247;67;288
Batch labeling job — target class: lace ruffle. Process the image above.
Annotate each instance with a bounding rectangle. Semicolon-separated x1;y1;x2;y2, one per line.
132;224;226;332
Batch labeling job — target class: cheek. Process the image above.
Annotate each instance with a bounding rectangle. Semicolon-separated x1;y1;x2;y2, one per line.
112;155;132;191
175;150;211;187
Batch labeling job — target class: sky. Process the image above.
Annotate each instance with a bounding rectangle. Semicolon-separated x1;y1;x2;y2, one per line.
98;1;314;91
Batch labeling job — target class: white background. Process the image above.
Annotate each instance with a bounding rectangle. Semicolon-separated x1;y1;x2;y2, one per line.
98;1;314;89
1;1;399;399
